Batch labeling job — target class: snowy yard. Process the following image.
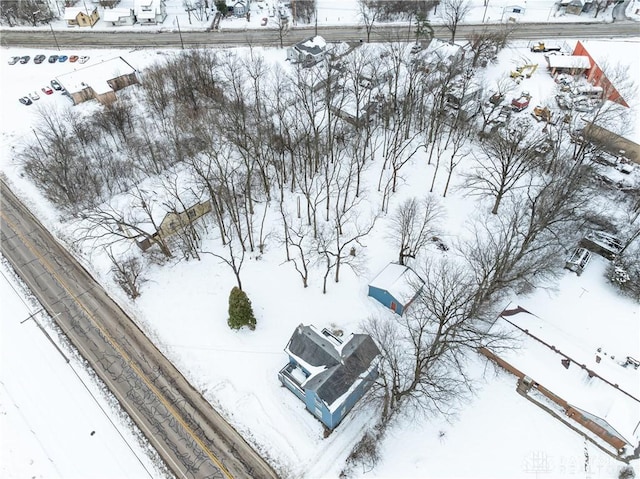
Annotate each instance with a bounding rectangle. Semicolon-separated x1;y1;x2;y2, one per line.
1;15;640;479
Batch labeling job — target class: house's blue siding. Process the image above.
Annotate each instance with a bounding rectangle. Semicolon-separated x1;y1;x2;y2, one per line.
368;285;404;316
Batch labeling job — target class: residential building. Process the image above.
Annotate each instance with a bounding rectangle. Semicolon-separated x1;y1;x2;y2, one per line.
278;324;380;430
287;36;327;65
63;6;100;27
56;56;138;105
134;0;166;25
103;7;136;26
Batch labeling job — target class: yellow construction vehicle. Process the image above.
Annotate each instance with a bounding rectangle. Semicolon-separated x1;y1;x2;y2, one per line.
530;42;561;53
531;106;552;123
510;64;538;82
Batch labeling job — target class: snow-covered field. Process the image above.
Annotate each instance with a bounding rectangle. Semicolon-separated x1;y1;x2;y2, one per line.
1;19;639;479
0;261;165;479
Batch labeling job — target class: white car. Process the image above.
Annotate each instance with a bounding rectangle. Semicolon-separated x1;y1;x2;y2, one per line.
78;56;90;64
28;91;40;101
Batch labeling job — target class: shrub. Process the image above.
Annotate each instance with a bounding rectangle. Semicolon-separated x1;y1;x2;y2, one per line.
608;242;640;302
227;287;256;331
619;465;636;479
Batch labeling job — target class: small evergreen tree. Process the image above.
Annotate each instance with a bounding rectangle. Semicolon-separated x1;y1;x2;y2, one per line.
227;287;256;331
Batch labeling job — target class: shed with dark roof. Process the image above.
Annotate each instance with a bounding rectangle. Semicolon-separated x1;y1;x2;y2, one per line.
278;324;380;430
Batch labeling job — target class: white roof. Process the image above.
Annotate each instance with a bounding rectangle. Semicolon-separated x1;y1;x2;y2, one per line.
63;7;93;20
424;38;462;64
369;263;424;305
302;36;326;50
491;309;640;446
103;8;133;21
547;55;591;69
56;57;136;95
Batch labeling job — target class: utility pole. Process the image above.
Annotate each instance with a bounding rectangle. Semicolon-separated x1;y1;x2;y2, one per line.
49;23;60;51
176;16;185;49
482;1;489;23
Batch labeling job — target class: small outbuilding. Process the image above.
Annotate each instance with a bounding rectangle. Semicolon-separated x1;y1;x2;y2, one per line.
368;263;424;316
278;324;380;430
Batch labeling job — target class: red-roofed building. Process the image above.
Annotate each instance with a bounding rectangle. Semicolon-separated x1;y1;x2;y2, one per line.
573;40;629;108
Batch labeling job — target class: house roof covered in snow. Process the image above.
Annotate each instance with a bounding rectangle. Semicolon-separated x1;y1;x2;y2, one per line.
103;8;133;21
285;324;379;407
423;38;463;65
369;263;424;305
546;55;591;69
491;307;640;445
56;57;136;95
294;36;327;56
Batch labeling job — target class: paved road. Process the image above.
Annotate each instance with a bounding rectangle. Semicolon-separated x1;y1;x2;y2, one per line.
0;179;278;479
1;21;639;49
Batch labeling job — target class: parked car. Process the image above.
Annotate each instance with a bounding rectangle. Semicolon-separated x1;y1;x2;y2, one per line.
78;55;90;64
42;86;54;95
19;55;30;64
28;91;40;101
50;79;63;91
58;55;68;62
19;96;32;106
34;54;46;64
69;55;79;63
8;56;20;65
48;55;58;63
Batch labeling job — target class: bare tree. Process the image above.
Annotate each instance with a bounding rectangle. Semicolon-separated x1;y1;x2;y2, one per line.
441;0;470;43
107;249;147;299
467;26;511;68
316;212;377;294
465;158;591;304
292;0;316;23
204;230;246;290
280;205;314;288
388;197;443;266
358;0;382;43
75;186;174;258
363;258;512;426
463;119;546;214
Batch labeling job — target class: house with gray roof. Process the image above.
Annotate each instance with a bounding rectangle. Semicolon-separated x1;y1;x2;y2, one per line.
287;36;327;66
278;324;380;430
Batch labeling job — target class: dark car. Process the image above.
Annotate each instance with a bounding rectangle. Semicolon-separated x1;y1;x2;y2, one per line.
19;96;33;106
8;56;20;65
19;55;30;64
34;54;46;64
50;79;63;91
58;55;68;62
48;55;58;63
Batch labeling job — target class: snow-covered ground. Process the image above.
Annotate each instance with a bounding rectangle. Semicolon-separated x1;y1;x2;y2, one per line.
0;261;165;479
1;30;639;479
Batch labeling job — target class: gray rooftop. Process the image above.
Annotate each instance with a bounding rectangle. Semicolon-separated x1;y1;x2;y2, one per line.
286;324;380;406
